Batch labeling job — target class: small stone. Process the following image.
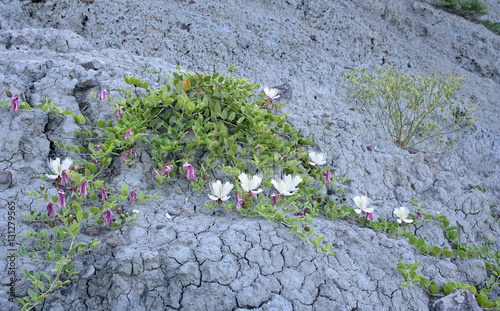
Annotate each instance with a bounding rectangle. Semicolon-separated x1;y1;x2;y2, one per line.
0;170;12;185
175;190;183;195
81;60;103;70
310;35;317;41
81;265;95;279
433;289;482;311
366;144;374;151
80;75;100;89
103;234;126;247
483;171;489;177
145;27;161;35
12;35;28;46
80;0;94;3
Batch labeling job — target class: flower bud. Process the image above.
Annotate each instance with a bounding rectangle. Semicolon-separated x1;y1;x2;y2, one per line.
30;210;35;215
316;197;322;203
40;185;45;191
37;212;41;216
203;173;209;181
117;207;122;215
121;214;125;220
304;226;310;232
6;90;12;98
68;215;74;223
49;219;56;228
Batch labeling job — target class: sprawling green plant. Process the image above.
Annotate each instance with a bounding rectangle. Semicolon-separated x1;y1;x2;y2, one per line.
344;67;476;151
110;65;347;254
1;96;154;310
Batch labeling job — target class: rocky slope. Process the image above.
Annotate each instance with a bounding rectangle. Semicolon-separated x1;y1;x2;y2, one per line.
0;0;499;310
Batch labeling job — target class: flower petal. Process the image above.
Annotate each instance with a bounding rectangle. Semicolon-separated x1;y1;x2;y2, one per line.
221;182;234;197
61;158;73;171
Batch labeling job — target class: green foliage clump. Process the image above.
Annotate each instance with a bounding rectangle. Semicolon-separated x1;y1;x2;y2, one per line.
478;19;500;35
344;67;476;151
432;0;500;35
433;0;489;19
113;66;346;254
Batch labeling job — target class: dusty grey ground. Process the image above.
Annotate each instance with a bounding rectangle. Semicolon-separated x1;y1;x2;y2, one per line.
0;0;499;310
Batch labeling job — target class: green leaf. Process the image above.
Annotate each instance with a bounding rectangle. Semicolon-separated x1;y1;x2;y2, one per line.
97;120;106;127
228;111;236;121
214;102;221;116
416;238;425;248
55;242;63;253
121;184;128;196
175;81;184;94
40;271;51;282
432;246;441;256
87;162;97;173
28;290;37;300
397;227;404;236
408;236;417;244
443;220;450;228
77;210;83;222
443;283;455;295
24;269;30;278
430;284;440;294
70;222;80;236
420;278;430;287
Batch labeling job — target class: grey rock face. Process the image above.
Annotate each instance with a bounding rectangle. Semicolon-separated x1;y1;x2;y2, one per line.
0;0;499;310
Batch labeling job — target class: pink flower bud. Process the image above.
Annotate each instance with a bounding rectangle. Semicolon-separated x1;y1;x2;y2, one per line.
57;189;66;208
162;162;173;176
104;210;114;226
46;202;55;217
98;89;107;101
79;181;91;198
236;192;244;210
10;94;19;112
125;129;132;140
100;187;108;201
183;161;197;181
128;189;137;204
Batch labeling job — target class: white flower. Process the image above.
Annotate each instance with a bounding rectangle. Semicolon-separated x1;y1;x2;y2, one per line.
46;158;72;180
308;152;326;166
165;212;172;220
264;87;280;100
271;174;302;196
353;196;373;214
239;172;262;195
394;207;413;224
208;180;233;203
132;209;140;214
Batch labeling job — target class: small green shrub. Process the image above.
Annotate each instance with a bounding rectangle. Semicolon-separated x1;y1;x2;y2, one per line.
479;19;500;35
433;0;489;19
344;67;476;151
